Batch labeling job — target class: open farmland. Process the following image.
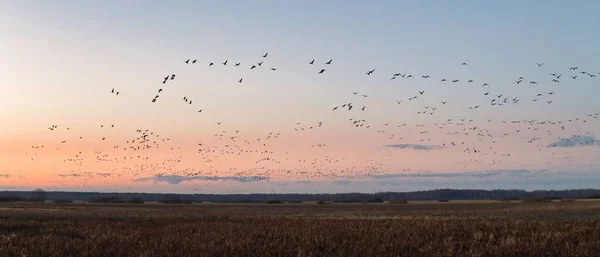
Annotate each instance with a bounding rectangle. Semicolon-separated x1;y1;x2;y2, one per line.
1;201;600;257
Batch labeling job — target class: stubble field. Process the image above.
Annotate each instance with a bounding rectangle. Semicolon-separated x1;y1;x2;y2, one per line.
1;201;600;257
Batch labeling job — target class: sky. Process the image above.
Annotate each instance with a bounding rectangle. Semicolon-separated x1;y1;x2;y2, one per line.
1;1;599;193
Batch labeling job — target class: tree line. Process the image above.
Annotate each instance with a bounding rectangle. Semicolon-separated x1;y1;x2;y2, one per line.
1;188;600;203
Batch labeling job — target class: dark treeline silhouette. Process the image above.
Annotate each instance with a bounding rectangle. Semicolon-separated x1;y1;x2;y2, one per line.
2;189;600;203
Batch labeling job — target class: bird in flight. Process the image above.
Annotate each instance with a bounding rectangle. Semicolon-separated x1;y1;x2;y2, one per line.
309;59;315;65
325;59;332;65
238;78;243;83
319;69;326;74
263;53;268;58
366;69;375;75
536;62;543;67
223;60;228;66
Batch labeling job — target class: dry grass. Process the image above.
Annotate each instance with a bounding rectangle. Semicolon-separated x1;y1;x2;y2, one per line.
1;201;600;257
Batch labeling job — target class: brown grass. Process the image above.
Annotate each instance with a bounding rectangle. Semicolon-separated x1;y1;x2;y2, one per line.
1;201;600;256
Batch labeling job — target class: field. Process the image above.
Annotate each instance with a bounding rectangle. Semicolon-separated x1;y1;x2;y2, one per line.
2;201;600;257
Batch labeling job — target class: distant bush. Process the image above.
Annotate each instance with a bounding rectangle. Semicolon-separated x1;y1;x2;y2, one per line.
317;200;331;205
89;196;125;203
53;199;73;204
334;200;362;203
389;200;408;204
438;199;450;203
159;199;192;204
0;195;24;202
31;189;46;202
128;197;145;204
522;198;552;203
369;197;384;203
266;200;284;204
286;200;303;204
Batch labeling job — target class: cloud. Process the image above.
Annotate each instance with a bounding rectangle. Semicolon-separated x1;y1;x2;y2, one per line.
332;180;352;185
0;174;10;178
57;173;82;177
548;134;600;148
376;180;401;186
133;175;270;185
382;144;444;150
356;169;538;180
294;180;312;184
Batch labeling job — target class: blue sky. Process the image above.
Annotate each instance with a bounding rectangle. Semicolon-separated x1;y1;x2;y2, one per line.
1;1;599;193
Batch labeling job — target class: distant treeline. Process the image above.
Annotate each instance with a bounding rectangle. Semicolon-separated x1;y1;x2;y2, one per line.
2;189;600;203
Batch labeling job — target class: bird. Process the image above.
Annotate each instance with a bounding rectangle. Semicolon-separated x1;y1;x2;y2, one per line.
185;59;190;64
258;61;263;66
325;59;332;65
309;59;315;65
238;78;243;83
461;62;468;66
319;69;325;74
235;63;240;66
262;52;268;58
366;69;375;75
223;60;228;66
536;63;544;67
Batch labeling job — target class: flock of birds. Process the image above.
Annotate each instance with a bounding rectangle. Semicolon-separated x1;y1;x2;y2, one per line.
20;52;600;193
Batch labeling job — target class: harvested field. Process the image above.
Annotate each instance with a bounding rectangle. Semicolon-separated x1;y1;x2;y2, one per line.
1;201;600;256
